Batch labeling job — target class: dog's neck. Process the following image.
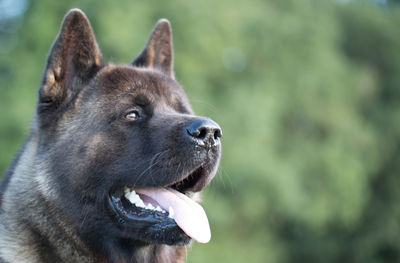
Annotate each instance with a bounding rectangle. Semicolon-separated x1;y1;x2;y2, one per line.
0;135;186;263
99;245;186;263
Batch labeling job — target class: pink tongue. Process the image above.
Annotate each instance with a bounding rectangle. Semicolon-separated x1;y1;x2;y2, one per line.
135;187;211;243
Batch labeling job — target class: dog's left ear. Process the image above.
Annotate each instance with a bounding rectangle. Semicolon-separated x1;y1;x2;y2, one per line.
132;19;174;78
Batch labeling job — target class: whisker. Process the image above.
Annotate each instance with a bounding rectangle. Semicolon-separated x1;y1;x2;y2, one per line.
190;99;219;115
133;150;170;185
216;165;234;194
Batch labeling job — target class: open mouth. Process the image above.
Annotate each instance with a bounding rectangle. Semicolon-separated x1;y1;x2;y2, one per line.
108;166;211;244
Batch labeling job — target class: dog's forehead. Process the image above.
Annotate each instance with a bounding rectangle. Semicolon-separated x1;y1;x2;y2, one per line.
95;65;184;99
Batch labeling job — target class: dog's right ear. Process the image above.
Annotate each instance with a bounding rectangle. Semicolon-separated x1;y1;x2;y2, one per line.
39;9;102;107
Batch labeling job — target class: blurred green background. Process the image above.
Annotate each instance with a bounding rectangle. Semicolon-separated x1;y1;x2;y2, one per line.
1;0;400;262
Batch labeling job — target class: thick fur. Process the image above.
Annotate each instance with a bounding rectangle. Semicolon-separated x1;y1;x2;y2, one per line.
0;9;221;263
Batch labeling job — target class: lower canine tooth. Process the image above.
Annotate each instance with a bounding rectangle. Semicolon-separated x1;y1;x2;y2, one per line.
168;206;174;218
136;199;145;208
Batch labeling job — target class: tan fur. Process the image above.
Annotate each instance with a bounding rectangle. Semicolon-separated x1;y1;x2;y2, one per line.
0;135;94;263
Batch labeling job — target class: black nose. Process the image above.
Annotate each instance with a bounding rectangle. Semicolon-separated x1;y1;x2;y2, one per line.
186;118;222;147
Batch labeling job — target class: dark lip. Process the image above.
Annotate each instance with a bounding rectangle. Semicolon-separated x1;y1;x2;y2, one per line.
107;193;192;245
167;165;207;193
108;194;169;226
106;162;213;245
109;164;208;198
107;164;207;224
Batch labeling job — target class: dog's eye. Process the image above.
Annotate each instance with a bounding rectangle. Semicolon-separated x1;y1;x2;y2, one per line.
124;111;139;121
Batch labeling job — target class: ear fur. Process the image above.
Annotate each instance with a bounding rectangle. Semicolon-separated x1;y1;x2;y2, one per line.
132;19;174;78
39;9;102;105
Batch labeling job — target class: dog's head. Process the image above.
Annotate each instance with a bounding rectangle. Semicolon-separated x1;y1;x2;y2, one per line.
35;9;221;258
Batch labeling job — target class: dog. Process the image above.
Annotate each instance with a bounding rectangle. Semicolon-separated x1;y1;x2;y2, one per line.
0;9;221;263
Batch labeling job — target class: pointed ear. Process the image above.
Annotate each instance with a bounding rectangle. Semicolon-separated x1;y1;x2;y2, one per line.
132;19;174;78
39;9;102;105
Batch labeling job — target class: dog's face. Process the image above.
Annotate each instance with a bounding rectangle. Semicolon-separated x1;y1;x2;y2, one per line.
35;9;221;257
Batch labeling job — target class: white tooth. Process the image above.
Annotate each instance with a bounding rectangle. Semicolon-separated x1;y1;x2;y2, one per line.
135;197;142;205
168;206;174;218
136;199;145;208
155;206;162;212
147;203;155;210
128;194;137;204
125;189;147;208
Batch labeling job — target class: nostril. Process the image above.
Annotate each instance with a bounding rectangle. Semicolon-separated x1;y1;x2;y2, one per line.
214;129;222;140
187;128;199;138
197;127;207;139
187;127;208;139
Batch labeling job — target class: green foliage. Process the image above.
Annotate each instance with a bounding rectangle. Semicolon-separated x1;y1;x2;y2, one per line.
1;0;400;262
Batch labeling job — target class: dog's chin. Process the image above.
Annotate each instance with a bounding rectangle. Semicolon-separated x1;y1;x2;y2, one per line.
106;164;215;246
107;191;192;246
